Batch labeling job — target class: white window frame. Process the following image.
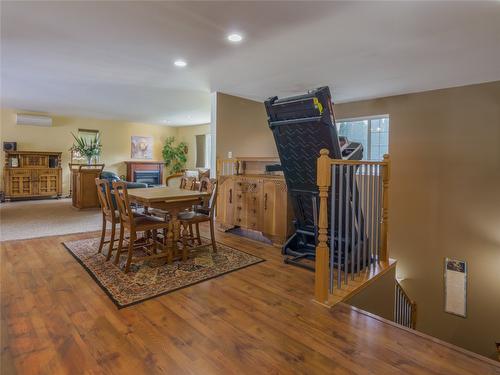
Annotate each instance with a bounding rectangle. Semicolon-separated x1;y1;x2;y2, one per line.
336;114;390;161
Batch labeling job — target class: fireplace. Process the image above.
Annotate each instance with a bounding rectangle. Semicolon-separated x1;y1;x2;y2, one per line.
125;161;164;186
134;170;161;186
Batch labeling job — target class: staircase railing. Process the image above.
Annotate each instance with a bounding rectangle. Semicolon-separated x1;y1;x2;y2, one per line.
395;280;417;329
315;149;391;304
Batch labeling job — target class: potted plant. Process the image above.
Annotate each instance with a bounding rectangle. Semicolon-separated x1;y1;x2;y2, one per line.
71;132;102;164
162;136;188;174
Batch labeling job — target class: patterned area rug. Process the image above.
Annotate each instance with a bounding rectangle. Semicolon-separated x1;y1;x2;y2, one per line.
63;237;264;308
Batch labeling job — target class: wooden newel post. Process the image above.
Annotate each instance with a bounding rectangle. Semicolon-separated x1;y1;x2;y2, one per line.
380;154;390;262
315;149;332;303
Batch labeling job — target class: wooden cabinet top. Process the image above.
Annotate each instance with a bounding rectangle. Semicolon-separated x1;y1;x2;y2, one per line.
124;160;164;164
5;150;62;156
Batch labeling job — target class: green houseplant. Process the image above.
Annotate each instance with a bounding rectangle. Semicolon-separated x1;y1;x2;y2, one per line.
162;136;188;174
71;132;102;164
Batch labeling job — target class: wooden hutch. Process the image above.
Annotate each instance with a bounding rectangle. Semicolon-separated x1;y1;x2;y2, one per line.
3;150;62;200
216;157;293;246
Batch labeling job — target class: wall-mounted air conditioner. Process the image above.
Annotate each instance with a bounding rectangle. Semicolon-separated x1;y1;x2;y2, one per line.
16;113;53;127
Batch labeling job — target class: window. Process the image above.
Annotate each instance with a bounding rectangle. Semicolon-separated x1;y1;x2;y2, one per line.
77;128;99;142
195;133;212;169
204;133;211;169
336;116;389;161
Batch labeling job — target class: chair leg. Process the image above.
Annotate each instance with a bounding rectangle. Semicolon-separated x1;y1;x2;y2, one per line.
180;222;187;259
114;225;125;265
125;233;136;273
98;215;107;253
106;222;117;261
209;218;217;253
107;222;116;260
152;229;158;254
188;224;194;245
195;223;201;245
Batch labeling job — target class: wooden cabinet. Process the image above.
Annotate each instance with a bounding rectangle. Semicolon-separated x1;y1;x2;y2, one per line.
217;177;235;228
216;157;293;246
262;179;290;242
70;165;104;209
3;151;62;200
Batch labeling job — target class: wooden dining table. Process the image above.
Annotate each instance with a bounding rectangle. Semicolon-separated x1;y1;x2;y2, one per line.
127;187;208;261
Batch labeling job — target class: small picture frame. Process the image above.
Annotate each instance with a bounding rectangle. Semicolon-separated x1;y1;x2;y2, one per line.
444;258;467;318
10;156;19;168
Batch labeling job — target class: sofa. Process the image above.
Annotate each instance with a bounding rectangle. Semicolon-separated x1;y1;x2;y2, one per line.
100;171;147;209
100;171;148;189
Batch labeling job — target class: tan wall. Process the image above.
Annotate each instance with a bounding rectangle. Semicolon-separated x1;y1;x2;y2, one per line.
176;123;211;170
0;108;177;195
335;81;500;359
345;267;396;322
215;92;277;159
215;81;500;359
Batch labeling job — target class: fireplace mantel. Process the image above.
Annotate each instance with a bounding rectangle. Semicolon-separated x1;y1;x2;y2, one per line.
125;161;164;184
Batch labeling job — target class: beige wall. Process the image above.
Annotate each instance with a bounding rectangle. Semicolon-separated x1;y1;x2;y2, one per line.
335;81;500;359
215;92;277;159
346;267;396;322
0;108;177;195
215;81;500;359
176;123;211;170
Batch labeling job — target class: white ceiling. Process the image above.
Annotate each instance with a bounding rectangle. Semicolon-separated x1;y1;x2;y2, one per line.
2;1;500;126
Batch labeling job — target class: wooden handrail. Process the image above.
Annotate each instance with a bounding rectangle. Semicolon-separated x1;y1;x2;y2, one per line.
329;159;389;166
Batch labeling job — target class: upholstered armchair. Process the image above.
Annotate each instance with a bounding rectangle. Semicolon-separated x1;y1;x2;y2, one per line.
100;171;147;189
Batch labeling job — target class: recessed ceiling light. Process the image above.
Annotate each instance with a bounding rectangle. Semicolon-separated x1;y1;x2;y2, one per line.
174;59;187;67
227;33;243;43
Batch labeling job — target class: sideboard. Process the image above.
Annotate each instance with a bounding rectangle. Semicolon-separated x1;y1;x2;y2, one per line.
3;150;62;200
216;157;293;246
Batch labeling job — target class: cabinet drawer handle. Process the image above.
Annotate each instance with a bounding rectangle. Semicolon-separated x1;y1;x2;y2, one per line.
264;193;268;210
229;188;232;204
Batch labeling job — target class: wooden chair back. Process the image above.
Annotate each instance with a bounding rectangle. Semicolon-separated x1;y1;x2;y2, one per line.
112;181;135;229
180;176;197;190
207;180;218;218
95;178;114;219
199;177;215;193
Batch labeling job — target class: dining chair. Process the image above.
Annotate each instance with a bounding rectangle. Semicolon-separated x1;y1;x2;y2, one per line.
178;180;218;253
112;181;173;272
194;177;216;215
180;176;197;190
95;178;118;260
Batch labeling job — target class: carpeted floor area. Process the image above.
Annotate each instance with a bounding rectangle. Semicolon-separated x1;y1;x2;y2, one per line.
0;198;102;241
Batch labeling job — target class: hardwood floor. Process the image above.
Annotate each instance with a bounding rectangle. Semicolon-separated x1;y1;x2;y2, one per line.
1;226;499;374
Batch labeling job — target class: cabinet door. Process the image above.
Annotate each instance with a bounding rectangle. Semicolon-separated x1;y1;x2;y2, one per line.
262;180;288;237
244;180;263;231
216;178;235;226
37;169;60;195
9;169;32;196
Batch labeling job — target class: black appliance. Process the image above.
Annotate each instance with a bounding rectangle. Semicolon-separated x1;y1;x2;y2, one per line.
3;142;17;152
265;86;363;270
